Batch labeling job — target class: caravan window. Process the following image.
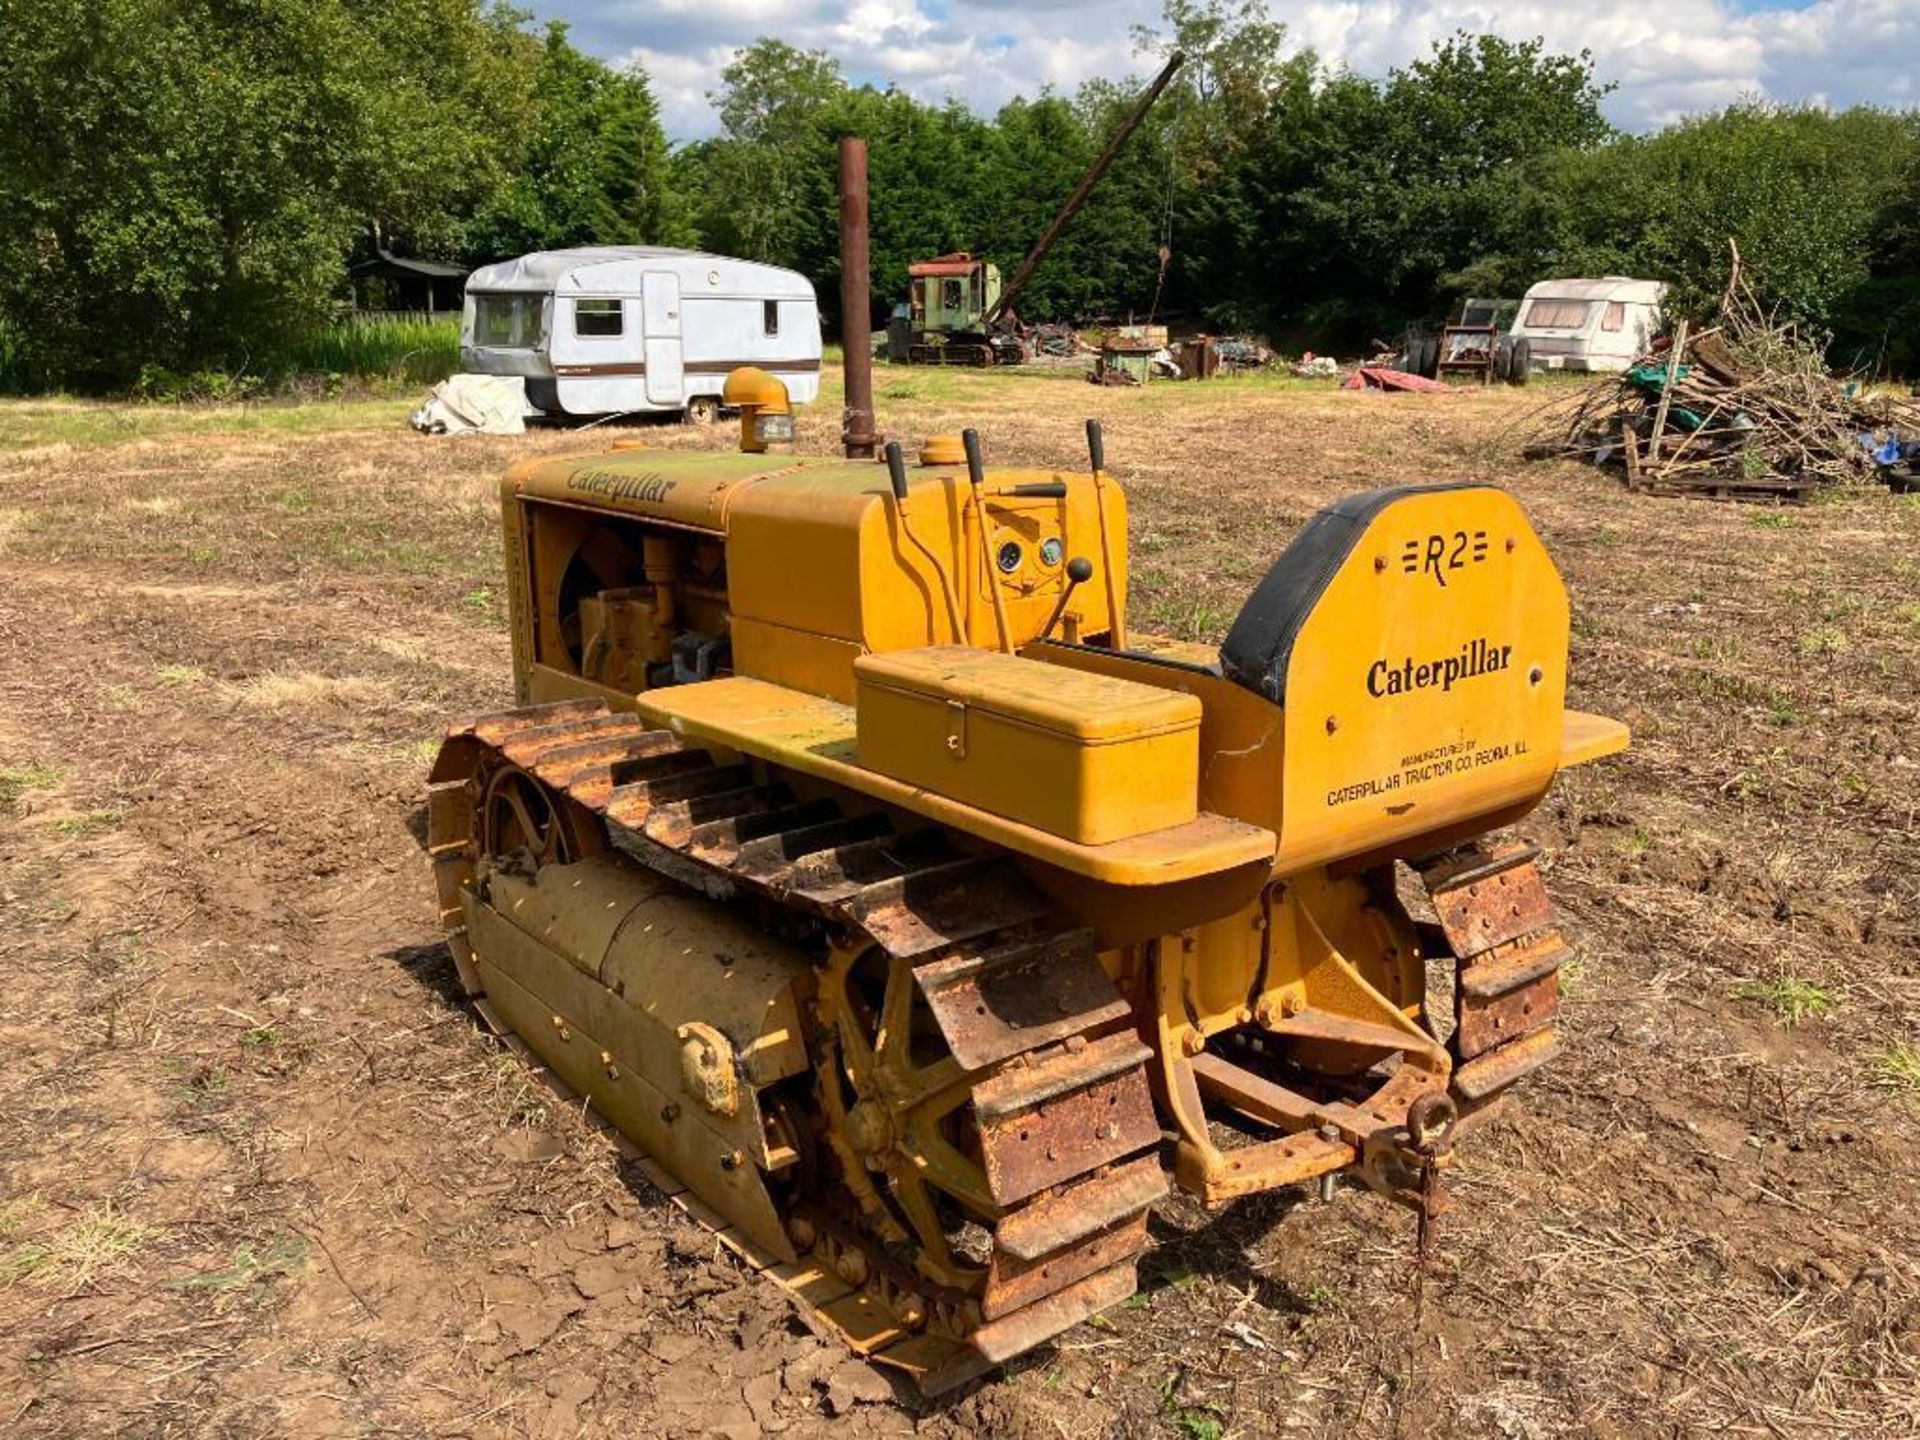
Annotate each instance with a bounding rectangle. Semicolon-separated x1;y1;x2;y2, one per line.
1601;301;1626;332
575;298;623;338
763;300;779;336
1523;298;1591;329
474;293;540;348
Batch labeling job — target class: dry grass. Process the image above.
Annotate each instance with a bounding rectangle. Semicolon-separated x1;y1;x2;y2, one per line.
1871;1044;1920;1095
0;1200;156;1294
223;670;395;711
0;762;62;810
1731;974;1839;1026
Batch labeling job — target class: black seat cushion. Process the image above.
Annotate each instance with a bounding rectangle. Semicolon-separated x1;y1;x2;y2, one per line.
1219;482;1487;704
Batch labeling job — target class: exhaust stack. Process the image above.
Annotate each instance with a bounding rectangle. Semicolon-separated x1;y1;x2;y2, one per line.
839;137;876;459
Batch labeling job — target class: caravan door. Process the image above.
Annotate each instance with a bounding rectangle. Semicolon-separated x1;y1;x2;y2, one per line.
547;292;641;415
642;271;684;405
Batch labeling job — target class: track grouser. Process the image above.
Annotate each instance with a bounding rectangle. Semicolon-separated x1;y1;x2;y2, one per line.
425;390;1628;1393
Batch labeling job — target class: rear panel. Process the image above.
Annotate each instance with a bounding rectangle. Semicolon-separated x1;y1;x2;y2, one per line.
1225;485;1569;873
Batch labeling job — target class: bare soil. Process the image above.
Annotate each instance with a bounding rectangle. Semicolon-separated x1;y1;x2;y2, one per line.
1;370;1916;1438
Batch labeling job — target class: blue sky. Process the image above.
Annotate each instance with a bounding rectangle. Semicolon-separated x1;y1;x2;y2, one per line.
523;0;1920;142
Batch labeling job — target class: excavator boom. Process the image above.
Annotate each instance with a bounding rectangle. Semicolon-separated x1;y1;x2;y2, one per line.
981;49;1186;329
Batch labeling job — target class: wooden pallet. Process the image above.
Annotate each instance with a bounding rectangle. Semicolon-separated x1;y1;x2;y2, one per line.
1621;430;1813;502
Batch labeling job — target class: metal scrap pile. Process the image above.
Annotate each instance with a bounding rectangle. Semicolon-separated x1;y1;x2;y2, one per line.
1526;271;1919;501
1216;336;1273;372
1029;322;1090;359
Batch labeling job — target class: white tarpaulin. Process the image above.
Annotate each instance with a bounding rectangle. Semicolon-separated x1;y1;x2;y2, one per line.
410;373;531;436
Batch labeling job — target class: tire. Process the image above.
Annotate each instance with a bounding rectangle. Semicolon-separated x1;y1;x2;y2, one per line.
1417;336;1440;379
684;395;720;426
1507;336;1532;386
1495;334;1515;384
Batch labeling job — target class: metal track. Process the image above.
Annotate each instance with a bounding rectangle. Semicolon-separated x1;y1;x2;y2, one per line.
427;699;1167;1394
1416;842;1570;1124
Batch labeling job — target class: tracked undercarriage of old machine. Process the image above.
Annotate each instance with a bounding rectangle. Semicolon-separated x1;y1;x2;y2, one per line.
425;389;1628;1393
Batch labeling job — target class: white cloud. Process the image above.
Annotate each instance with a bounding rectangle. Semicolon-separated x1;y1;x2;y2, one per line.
613;44;735;138
553;0;1920;141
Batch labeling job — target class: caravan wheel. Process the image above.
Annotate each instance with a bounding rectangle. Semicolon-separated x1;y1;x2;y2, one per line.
684;395;721;426
1507;337;1532;386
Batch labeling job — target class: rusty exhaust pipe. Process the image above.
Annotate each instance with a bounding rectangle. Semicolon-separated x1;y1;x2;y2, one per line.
839;136;876;460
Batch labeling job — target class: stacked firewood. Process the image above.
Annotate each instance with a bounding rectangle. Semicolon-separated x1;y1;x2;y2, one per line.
1525;260;1918;500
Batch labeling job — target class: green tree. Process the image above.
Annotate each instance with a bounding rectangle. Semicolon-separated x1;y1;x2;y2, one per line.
1485;103;1920;360
714;39;845;147
683;41;847;265
1241;34;1613;343
0;0;533;389
1633;105;1916;331
1132;0;1296;179
1125;0;1312;327
464;24;689;259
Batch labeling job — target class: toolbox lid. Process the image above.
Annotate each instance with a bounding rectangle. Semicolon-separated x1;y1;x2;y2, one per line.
856;647;1202;744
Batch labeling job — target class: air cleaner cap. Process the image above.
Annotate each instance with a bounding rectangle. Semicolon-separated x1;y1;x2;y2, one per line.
920;434;966;466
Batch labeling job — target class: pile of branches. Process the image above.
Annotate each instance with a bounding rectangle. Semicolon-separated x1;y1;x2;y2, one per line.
1526;250;1919;499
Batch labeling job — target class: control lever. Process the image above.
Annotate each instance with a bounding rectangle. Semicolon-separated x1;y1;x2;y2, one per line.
1083;418;1126;648
885;440;910;502
884;439;965;641
962;428;1015;654
1038;556;1095;642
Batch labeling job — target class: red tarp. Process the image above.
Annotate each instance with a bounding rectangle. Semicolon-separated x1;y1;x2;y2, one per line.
1341;366;1451;393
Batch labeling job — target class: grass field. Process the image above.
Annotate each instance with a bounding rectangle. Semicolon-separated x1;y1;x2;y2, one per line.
0;366;1915;1438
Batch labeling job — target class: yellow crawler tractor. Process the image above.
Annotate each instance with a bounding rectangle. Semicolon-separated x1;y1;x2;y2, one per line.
426;384;1626;1393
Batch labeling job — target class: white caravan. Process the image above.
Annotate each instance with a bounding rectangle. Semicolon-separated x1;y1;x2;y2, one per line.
1509;277;1667;373
460;247;822;421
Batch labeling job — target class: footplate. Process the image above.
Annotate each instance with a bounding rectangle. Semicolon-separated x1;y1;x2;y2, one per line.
1420;843;1569;1124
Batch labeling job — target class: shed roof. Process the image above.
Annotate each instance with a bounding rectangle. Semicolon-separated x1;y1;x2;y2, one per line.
350;248;468;280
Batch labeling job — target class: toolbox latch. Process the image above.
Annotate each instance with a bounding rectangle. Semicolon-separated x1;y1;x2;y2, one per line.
945;699;968;758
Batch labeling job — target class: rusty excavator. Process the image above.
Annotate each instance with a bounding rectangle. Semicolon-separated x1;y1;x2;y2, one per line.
422;138;1628;1395
893;50;1186;366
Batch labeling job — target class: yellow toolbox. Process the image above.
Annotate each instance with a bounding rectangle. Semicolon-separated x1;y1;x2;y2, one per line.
854;646;1202;844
